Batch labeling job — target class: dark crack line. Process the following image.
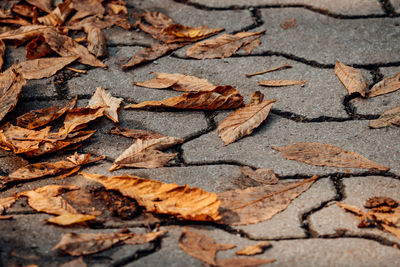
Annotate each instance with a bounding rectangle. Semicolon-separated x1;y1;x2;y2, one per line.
110;239;161;267
319;234;400;249
231;8;263;34
379;0;397;16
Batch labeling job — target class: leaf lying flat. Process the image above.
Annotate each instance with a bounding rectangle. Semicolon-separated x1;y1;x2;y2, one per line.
88;87;123;123
0;67;26;123
0;25;49;44
334;61;368;97
161;24;224;43
272;142;390;171
369;72;400;97
218;96;275;145
218;175;318;225
110;127;165;140
0;196;17;214
17;56;79;79
369;106;400;129
125;85;244;110
135;73;216;92
258;80;306;87
52;230;167;256
235;241;271;256
59;106;105;136
81;173;221;221
70;0;105;22
216;258;275;267
47;213;96;226
186;31;265;59
17;96;77;129
245;63;291;77
241;166;279;185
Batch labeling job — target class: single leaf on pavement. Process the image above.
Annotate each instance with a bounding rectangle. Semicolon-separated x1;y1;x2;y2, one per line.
368;72;400;97
245;63;291;77
125;85;244;110
235;241;271;256
17;96;77;129
281;18;296;29
0;39;5;70
218;94;275;145
186;31;265;59
179;229;236;266
218;175;318;225
47;213;96;226
110;127;165;140
0;67;26;123
272;142;390;171
369;106;400;128
81;172;221;221
334;61;368;97
59;106;106;136
0;196;18;214
17;56;79;79
258;80;306;87
135;73;216;92
216;258;275;267
88;87;123;123
241;166;278;185
52;230;167;256
86;26;107;58
124;230;167;245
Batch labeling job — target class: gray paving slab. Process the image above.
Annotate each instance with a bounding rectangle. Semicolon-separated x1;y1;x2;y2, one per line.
309;176;400;244
182;114;400;175
189;0;384;16
391;0;400;13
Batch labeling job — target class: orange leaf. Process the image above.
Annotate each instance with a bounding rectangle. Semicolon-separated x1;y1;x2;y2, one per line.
0;39;4;70
334;61;368;97
88;87;123;123
47;213;96;226
59;106;105;136
26;35;52;60
0;196;18;214
110;127;166;140
70;0;105;22
369;72;400;97
280;18;296;29
369;106;400;129
258;80;306;87
37;0;74;26
235;241;271;256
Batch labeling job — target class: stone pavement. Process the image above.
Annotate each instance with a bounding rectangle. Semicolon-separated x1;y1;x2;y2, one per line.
1;0;400;266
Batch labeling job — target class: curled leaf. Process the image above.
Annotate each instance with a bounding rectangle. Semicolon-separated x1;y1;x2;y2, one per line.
88;87;123;123
86;26;107;58
0;66;26;122
334;61;368;97
369;72;400;97
59;106;105;136
0;196;18;214
369;106;400;129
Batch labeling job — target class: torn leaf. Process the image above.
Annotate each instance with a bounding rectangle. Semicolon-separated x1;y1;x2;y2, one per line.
88;87;123;123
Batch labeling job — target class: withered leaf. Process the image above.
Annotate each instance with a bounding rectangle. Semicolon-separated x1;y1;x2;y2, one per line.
0;196;18;214
0;17;32;26
110;127;166;140
52;230;167;256
81;172;221;221
369;106;400;129
135;73;216;92
38;0;74;26
258;80;306;87
245;63;291;77
125;85;244;110
160;24;224;44
12;5;37;18
281;18;296;29
47;213;96;226
70;0;105;22
17;96;77;129
241;166;278;185
88;87;123;123
17;56;79;79
369;72;400;97
364;197;398;208
0;67;26;122
106;3;128;16
334;61;368;97
25;0;53;13
0;39;5;70
179;229;236;266
216;258;275;267
110;136;183;170
86;26;107;58
124;230;167;245
0;215;12;220
60;257;87;267
186;31;265;59
235;241;271;256
26;35;52;60
272;142;390;171
218;175;318;225
42;28;106;68
59;106;105;136
218;96;275;145
0;25;49;44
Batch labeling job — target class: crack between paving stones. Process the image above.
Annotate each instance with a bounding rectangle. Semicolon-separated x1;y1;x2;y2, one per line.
172;0;399;19
378;0;397;16
110;239;161;267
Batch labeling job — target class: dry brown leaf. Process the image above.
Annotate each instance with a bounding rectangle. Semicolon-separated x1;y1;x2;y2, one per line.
218;96;275;145
121;42;185;70
216;258;275;267
26;35;52;59
272;142;390;171
258;80;306;87
0;17;32;26
135;73;216;92
0;67;26;122
60;257;87;267
160;24;224;44
365;197;398;208
369;106;400;129
59;106;106;136
12;5;37;18
106;3;128;15
70;0;105;22
0;215;12;220
0;25;49;44
38;0;74;26
25;0;53;13
81;172;221;221
334;61;368;97
281;18;296;29
369;72;400;97
241;166;279;185
245;63;291;77
110;136;184;170
52;230;166;256
179;229;236;266
125;85;244;110
110;127;165;140
17;96;77;129
218;175;318;225
88;87;123;123
0;196;18;214
47;213;96;226
382;224;400;240
17;56;79;79
86;26;107;58
235;241;271;256
42;28;106;68
186;31;265;59
0;39;5;71
124;230;167;245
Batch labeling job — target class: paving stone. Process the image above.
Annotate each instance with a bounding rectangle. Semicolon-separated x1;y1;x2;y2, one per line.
391;0;400;13
189;0;384;16
182;114;400;175
309;176;400;244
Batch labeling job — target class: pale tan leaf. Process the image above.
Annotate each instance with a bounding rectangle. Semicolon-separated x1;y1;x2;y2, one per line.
0;196;18;214
17;56;78;79
0;39;5;71
124;230;167;245
272;142;390;171
334;61;368;97
235;241;271;256
0;25;49;44
218;98;276;145
42;28;106;68
245;63;291;77
0;67;26;122
135;73;216;92
336;202;365;217
218;175;318;225
281;18;296;29
369;72;400;97
216;257;275;267
59;106;105;136
179;229;236;266
110;127;165;140
258;80;306;87
186;31;265;59
47;213;96;226
17;96;77;129
88;87;123;123
125;85;244;110
369;106;400;129
86;26;107;58
241;166;278;185
81;173;221;221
